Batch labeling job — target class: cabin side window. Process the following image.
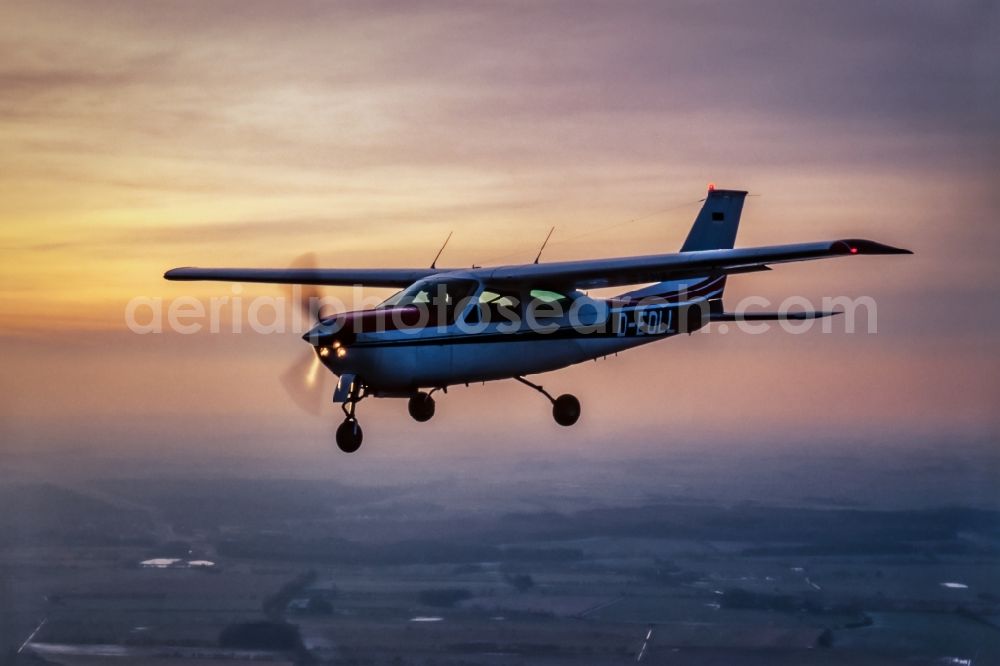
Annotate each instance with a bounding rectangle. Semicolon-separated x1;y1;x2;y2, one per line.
467;287;521;326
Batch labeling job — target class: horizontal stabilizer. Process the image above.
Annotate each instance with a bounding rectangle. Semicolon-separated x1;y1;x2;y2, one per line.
709;310;841;322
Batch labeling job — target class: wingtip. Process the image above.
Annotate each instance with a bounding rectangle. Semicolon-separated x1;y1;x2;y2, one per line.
164;267;192;280
837;239;913;256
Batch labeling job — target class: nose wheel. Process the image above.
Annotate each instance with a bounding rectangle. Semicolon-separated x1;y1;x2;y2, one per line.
336;378;366;453
335;418;363;453
514;376;581;427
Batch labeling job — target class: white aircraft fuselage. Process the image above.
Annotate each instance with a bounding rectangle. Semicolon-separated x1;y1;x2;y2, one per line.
310;276;717;392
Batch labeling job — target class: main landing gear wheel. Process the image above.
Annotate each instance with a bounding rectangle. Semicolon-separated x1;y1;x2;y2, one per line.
552;394;581;427
407;391;436;422
514;376;582;427
336;419;363;453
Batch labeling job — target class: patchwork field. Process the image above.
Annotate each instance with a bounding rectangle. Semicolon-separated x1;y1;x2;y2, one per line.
2;463;998;664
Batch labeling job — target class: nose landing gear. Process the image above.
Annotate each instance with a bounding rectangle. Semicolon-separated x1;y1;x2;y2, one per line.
514;376;581;427
335;377;366;453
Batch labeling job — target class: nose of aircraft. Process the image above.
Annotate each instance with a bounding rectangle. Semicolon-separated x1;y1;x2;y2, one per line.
303;317;346;347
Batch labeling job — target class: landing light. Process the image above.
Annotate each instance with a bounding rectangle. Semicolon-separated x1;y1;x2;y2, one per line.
319;347;330;358
336;347;347;358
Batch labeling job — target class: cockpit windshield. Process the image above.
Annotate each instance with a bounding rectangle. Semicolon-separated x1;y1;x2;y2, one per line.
379;279;478;310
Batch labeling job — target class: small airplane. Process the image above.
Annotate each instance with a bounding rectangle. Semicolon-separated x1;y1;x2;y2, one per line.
166;186;911;452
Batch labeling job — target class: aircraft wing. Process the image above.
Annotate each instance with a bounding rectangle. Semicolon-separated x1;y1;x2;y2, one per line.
165;239;910;290
479;239;911;289
163;267;440;288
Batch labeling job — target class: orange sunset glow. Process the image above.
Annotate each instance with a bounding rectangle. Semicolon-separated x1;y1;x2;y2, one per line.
1;1;997;465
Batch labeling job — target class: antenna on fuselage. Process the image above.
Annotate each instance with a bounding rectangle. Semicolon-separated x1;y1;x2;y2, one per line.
430;231;453;269
533;226;555;264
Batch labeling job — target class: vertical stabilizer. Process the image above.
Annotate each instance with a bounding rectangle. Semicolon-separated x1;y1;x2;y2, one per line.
680;187;748;252
615;186;749;303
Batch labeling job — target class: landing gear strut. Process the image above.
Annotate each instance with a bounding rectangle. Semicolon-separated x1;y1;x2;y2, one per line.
408;390;437;422
514;376;581;427
336;380;366;453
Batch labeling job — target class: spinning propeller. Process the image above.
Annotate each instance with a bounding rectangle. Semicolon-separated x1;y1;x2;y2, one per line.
280;253;333;415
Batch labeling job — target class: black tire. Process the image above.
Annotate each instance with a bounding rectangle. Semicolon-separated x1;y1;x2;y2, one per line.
335;419;363;453
407;392;436;422
552;394;581;427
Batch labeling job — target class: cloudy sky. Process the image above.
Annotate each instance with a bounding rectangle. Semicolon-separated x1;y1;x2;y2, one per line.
1;1;997;468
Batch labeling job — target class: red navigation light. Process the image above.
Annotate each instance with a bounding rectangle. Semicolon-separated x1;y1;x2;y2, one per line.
849;247;859;254
707;182;715;192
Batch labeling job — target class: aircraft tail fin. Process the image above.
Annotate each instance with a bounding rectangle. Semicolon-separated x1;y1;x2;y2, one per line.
680;187;748;252
614;187;747;302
